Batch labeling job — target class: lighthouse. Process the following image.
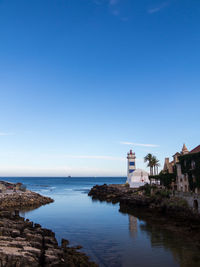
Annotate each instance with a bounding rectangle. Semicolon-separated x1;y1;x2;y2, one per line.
126;149;150;188
127;150;136;179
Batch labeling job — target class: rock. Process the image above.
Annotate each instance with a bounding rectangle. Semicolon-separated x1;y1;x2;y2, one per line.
0;212;98;266
61;238;69;248
0;183;98;266
0;191;54;211
89;184;200;230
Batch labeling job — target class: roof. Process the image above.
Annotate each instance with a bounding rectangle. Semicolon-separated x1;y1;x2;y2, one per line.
182;143;189;154
189;145;200;154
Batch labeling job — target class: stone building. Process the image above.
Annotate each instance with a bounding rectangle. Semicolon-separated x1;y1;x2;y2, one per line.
163;144;200;193
176;144;190;192
176;145;200;193
161;145;187;190
163;158;175;174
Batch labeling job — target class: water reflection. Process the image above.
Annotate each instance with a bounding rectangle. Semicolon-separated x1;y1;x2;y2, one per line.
120;206;200;267
141;222;200;267
128;215;137;238
4;176;200;267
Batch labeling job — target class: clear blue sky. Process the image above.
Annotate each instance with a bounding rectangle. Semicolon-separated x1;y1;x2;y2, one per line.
0;0;199;176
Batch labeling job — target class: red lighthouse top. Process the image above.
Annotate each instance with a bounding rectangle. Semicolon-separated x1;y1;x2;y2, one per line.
130;150;132;154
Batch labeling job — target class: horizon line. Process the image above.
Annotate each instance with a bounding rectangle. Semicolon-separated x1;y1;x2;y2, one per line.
0;176;127;178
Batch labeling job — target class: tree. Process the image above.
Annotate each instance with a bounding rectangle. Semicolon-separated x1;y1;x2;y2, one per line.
144;153;154;175
144;154;160;176
151;156;160;175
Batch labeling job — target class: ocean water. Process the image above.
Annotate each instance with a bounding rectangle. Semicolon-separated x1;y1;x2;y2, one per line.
1;177;200;267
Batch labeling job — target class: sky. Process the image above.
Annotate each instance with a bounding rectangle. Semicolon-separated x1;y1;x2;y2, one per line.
0;0;199;177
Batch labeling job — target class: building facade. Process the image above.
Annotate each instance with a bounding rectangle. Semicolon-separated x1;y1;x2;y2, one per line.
163;144;200;193
177;145;200;193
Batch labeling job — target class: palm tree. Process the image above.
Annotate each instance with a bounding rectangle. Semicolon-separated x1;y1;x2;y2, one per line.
151;156;160;175
144;153;154;175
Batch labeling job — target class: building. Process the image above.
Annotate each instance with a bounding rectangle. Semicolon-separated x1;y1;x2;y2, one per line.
162;144;200;193
176;145;200;193
0;181;25;193
126;149;150;188
0;183;7;193
127;150;136;179
163;158;174;174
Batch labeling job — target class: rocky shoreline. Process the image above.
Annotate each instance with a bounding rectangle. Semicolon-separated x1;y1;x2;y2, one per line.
88;184;200;242
0;190;54;210
0;182;98;267
0;210;97;267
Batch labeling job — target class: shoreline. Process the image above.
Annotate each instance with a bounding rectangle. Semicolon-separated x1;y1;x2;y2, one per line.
0;211;97;266
0;182;98;267
88;184;200;245
0;190;54;211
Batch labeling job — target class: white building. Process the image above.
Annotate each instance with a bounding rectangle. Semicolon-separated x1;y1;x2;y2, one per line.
126;149;150;188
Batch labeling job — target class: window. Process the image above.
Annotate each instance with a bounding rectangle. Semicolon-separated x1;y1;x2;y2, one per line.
129;162;135;166
191;161;196;169
185;185;187;191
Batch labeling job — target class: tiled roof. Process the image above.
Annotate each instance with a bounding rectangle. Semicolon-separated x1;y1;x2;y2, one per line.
189;145;200;154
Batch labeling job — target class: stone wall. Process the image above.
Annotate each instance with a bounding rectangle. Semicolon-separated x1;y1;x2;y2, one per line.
174;191;200;212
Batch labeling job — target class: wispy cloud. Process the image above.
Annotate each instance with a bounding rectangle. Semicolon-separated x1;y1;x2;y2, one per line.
65;155;124;161
120;141;159;148
0;132;14;136
148;2;169;14
43;153;125;161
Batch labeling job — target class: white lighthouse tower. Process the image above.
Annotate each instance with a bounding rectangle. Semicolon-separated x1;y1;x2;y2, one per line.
126;149;150;188
127;150;136;179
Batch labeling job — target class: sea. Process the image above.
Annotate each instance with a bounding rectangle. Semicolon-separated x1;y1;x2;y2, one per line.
1;177;200;267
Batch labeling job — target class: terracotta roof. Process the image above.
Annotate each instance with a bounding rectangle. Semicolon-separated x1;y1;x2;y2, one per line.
189;145;200;154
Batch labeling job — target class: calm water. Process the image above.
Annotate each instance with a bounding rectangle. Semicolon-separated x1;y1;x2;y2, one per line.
1;177;200;267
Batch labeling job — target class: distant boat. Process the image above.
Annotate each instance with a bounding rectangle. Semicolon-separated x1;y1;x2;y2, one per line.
67;176;71;178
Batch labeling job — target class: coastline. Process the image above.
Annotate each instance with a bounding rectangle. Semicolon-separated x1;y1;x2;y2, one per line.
0;182;98;267
0;190;54;210
88;184;200;245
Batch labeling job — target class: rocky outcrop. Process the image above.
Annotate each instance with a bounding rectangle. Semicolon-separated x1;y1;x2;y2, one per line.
0;183;98;266
0;211;98;267
89;184;200;225
0;191;53;210
88;184;137;203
